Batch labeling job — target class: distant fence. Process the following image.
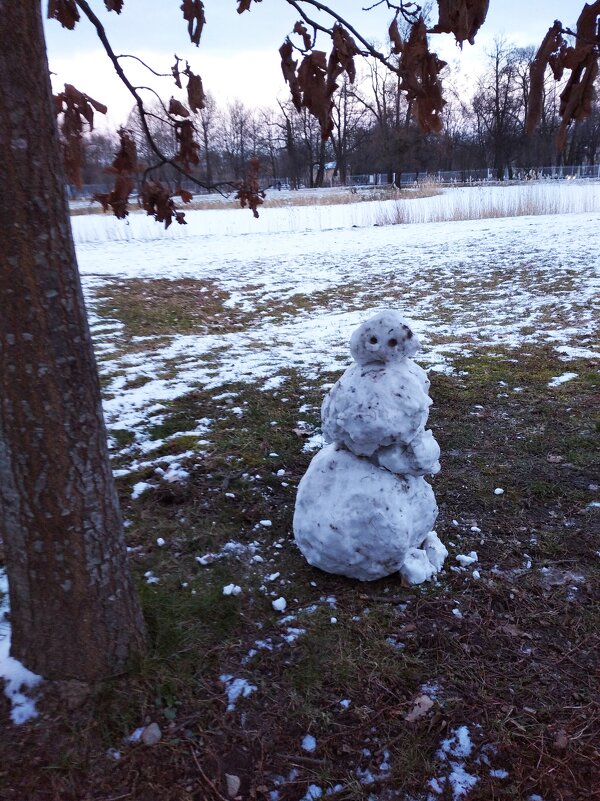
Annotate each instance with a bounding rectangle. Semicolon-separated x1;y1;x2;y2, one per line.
350;164;600;187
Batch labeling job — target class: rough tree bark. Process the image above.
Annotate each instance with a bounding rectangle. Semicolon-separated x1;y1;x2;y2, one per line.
0;2;146;681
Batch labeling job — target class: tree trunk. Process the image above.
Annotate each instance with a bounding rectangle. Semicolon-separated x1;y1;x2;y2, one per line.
0;2;146;681
314;139;326;187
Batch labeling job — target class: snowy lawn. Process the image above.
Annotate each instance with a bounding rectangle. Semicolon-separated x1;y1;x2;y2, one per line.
2;185;599;801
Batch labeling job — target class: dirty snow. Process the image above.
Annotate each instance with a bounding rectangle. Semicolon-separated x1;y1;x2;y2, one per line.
548;371;579;387
220;674;257;712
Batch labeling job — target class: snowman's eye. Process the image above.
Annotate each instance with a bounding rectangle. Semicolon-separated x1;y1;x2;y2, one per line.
388;338;398;347
369;336;378;344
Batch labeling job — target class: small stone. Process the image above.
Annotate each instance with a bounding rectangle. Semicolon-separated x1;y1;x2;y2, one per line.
141;722;162;746
225;773;241;798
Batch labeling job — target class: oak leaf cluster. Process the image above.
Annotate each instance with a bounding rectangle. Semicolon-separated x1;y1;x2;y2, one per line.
54;84;107;187
280;22;359;139
526;1;600;149
92;127;136;218
235;158;266;218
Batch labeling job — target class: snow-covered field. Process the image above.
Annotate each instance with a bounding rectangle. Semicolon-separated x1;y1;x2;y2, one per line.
73;183;600;464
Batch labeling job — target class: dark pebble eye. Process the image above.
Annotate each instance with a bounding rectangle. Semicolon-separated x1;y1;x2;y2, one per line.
388;338;398;347
369;336;378;344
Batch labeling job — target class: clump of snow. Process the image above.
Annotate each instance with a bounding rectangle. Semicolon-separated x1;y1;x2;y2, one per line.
456;551;478;567
272;597;287;612
301;734;317;752
220;674;257;712
131;481;153;499
301;785;323;800
430;726;480;800
548;372;578;387
222;584;242;596
0;570;43;724
494;487;505;495
490;768;509;778
438;726;474;759
162;462;190;483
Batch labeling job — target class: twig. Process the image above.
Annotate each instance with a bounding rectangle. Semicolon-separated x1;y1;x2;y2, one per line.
189;745;230;801
116;54;171;77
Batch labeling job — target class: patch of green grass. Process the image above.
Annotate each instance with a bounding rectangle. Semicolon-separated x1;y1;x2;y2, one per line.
93;278;232;338
109;428;136;448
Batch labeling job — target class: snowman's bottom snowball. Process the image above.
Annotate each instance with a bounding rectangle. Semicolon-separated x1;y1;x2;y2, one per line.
293;444;442;582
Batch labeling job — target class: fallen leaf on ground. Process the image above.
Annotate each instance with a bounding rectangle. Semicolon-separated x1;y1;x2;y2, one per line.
405;694;434;722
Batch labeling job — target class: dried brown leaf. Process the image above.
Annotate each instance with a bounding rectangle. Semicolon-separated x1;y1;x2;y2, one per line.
497;623;533;639
174;120;200;168
398;17;446;134
48;0;80;29
293;21;312;51
181;0;206;46
235;158;265;218
111;127;137;174
279;39;302;111
405;694;434;723
92;192;110;212
526;21;565;135
141;180;187;229
54;83;107;186
176;188;194;203
430;0;489;46
297;50;334;139
104;0;124;12
172;55;183;89
389;17;403;55
330;23;358;84
527;2;600;149
237;0;259;12
184;63;206;112
94;175;134;219
169;97;190;117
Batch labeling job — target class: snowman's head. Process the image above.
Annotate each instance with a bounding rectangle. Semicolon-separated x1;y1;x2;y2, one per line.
349;310;419;365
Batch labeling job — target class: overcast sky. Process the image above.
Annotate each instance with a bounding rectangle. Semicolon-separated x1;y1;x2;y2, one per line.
44;0;582;129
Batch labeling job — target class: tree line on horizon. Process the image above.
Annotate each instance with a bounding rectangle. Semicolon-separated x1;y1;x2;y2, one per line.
78;38;600;195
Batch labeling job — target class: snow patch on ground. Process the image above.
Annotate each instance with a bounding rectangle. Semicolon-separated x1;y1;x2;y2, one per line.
0;570;43;724
548;371;578;387
220;674;257;712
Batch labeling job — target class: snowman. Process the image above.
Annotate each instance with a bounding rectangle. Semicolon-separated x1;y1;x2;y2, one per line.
293;310;447;583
